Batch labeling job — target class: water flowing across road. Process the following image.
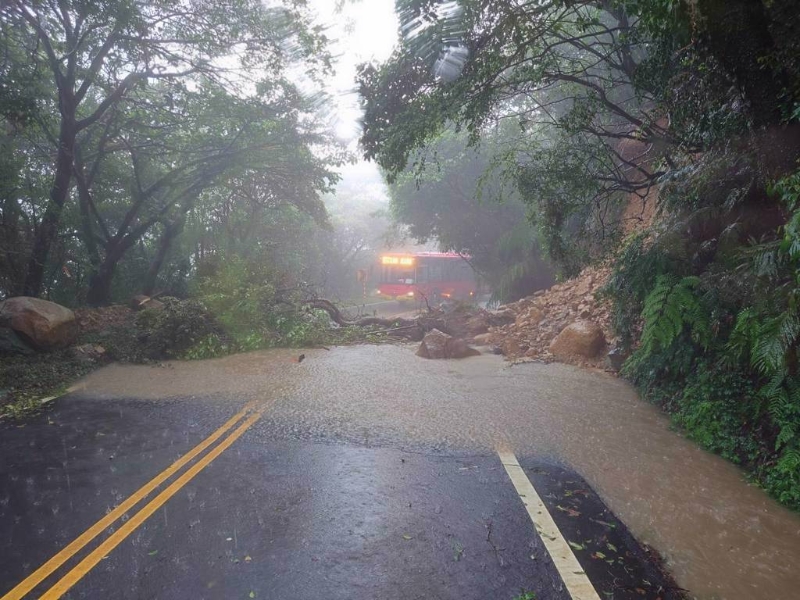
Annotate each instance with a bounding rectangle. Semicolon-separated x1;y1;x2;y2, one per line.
80;345;800;599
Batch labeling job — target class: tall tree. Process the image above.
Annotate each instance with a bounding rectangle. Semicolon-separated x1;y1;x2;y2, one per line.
74;79;337;305
358;0;800;273
1;0;328;296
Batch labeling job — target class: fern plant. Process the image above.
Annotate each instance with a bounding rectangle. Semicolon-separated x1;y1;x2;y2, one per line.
716;168;800;507
630;275;711;365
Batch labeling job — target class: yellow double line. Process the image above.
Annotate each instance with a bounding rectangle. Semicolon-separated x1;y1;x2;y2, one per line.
2;402;263;600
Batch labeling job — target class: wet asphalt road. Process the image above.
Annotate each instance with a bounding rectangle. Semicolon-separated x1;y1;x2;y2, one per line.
0;387;678;600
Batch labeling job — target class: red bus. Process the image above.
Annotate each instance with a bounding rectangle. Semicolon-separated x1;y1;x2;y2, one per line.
374;252;477;302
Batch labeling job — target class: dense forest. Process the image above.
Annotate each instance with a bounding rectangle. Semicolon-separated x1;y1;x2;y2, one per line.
2;0;800;510
0;0;396;347
358;0;800;509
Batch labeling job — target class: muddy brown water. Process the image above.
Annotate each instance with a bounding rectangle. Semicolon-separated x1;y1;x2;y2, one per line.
78;345;800;600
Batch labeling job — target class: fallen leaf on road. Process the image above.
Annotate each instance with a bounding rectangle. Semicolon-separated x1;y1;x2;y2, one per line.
556;505;581;517
244;555;252;563
568;541;586;551
148;550;158;556
590;518;617;529
249;592;255;598
402;534;413;540
452;541;464;561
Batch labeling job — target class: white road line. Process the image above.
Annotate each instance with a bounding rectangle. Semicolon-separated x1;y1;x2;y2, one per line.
497;450;601;600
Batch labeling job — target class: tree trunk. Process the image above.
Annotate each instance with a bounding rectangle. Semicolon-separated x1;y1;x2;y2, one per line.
74;144;102;273
141;218;184;296
86;245;125;306
0;195;26;297
85;262;115;306
23;119;77;297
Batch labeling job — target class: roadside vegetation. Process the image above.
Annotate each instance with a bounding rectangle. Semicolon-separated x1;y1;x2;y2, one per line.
357;0;800;510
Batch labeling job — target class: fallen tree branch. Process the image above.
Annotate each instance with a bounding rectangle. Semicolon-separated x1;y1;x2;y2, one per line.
307;298;449;341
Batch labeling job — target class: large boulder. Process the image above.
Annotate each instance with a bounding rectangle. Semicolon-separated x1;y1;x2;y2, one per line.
416;329;480;359
549;320;606;359
417;329;450;359
472;332;495;345
0;327;35;356
0;297;78;351
487;308;516;325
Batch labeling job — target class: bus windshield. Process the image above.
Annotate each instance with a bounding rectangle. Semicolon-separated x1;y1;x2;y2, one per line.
379;266;415;284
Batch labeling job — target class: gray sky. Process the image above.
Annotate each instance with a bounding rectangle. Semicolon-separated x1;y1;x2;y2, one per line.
310;0;398;142
308;0;398;196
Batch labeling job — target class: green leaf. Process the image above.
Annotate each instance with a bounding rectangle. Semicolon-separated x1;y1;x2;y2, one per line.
568;541;586;551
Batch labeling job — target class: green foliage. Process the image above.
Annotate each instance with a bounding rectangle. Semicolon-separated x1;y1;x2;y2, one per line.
190;254;385;353
602;233;684;348
193;256;278;343
0;350;95;419
512;132;618;275
267;309;336;348
136;298;228;360
672;365;763;465
635;275;710;357
388;129;554;301
0;0;338;302
183;334;233;361
616;169;800;511
492;221;552;303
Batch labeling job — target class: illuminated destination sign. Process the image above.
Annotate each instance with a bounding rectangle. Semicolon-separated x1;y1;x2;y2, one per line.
381;255;415;266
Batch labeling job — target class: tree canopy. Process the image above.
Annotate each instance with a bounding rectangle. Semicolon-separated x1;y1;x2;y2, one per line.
1;0;332;298
0;0;339;303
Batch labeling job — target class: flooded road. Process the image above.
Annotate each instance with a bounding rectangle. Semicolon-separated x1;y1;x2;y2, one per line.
71;345;800;598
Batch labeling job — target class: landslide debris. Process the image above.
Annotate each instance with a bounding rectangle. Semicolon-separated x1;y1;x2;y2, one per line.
416;329;480;359
478;264;616;370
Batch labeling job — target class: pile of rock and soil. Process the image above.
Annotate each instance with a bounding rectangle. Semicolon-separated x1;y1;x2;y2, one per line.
478;184;657;370
471;264;620;370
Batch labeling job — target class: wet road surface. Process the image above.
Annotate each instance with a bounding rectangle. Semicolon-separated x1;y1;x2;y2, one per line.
2;345;799;599
0;398;673;600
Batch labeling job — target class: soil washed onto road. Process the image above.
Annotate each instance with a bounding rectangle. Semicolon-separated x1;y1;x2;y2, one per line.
65;345;800;599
